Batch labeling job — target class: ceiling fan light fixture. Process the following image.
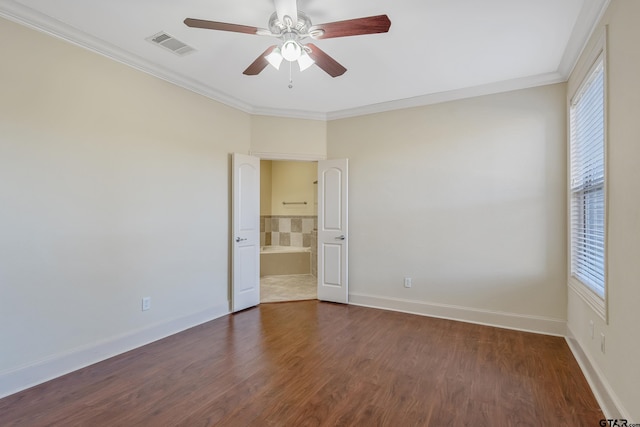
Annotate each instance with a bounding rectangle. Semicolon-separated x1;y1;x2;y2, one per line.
266;47;283;69
298;50;314;71
281;40;301;61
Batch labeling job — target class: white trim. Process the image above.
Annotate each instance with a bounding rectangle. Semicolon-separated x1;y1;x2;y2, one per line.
568;31;607;103
326;72;566;121
569;278;606;321
567;28;608;323
349;292;566;337
0;303;230;399
565;326;630;420
0;1;254;115
558;0;611;78
0;0;610;122
250;108;327;121
250;151;326;161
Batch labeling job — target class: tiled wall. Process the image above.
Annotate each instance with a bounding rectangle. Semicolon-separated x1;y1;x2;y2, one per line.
260;216;317;247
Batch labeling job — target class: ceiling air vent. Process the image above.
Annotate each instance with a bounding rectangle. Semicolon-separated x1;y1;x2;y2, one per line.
147;32;195;56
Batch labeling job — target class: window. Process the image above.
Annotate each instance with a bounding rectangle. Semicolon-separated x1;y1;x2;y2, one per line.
569;53;606;319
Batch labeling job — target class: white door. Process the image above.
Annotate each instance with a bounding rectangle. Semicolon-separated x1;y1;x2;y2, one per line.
232;153;260;312
317;159;348;303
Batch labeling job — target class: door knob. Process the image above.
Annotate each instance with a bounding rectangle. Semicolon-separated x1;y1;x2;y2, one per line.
335;235;346;240
235;237;247;242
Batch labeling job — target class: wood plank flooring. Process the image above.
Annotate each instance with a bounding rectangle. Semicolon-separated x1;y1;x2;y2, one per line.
0;301;604;426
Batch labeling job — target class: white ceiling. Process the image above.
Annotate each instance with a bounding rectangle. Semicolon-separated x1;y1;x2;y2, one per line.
0;0;608;120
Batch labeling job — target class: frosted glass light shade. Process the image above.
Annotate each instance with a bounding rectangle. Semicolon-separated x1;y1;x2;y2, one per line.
298;50;314;71
266;48;283;70
281;40;301;61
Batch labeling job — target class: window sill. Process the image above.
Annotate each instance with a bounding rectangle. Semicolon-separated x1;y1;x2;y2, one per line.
568;277;607;323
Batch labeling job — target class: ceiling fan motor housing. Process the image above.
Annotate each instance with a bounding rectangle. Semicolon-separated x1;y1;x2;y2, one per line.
268;11;312;36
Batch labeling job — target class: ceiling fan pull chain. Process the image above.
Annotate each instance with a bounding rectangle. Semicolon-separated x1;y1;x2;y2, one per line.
288;60;293;89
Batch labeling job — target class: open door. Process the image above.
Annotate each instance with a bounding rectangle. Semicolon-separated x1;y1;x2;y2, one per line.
317;159;348;303
232;153;260;312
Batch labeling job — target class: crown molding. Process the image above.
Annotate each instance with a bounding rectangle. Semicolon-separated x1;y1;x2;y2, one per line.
250;106;327;121
0;0;610;122
0;0;329;120
326;71;566;121
558;0;611;78
254;70;568;121
0;0;255;114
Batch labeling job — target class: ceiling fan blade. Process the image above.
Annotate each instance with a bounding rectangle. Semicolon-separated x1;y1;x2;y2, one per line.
274;0;298;26
305;43;346;77
184;18;259;35
311;14;391;39
243;46;278;76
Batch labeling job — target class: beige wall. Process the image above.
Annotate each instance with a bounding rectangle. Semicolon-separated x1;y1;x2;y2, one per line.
3;1;639;417
0;17;250;384
270;161;317;216
328;84;567;320
250;115;326;159
260;160;317;216
567;0;640;419
260;160;273;216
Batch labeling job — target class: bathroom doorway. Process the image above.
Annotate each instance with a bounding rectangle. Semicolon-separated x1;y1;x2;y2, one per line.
259;159;318;303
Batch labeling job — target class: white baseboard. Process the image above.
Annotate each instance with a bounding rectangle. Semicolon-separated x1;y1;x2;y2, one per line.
0;303;230;399
349;292;567;336
4;296;627;421
565;326;629;420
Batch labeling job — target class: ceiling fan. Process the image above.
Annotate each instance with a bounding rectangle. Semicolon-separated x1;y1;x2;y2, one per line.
184;0;391;77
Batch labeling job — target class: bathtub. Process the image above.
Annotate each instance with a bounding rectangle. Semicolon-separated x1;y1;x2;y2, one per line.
260;246;311;276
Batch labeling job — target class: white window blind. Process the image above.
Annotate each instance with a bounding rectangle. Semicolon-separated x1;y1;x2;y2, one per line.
569;57;605;299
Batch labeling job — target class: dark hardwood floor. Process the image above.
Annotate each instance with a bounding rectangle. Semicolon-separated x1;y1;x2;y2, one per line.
0;301;603;426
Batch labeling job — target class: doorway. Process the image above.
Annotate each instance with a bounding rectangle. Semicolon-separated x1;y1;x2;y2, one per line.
259;159;318;303
231;154;349;311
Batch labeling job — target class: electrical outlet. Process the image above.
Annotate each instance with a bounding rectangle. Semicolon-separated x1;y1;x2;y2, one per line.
404;277;412;288
600;333;605;354
589;320;594;339
142;297;151;311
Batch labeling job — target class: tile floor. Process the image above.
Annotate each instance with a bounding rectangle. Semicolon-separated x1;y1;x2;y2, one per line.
260;274;317;303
